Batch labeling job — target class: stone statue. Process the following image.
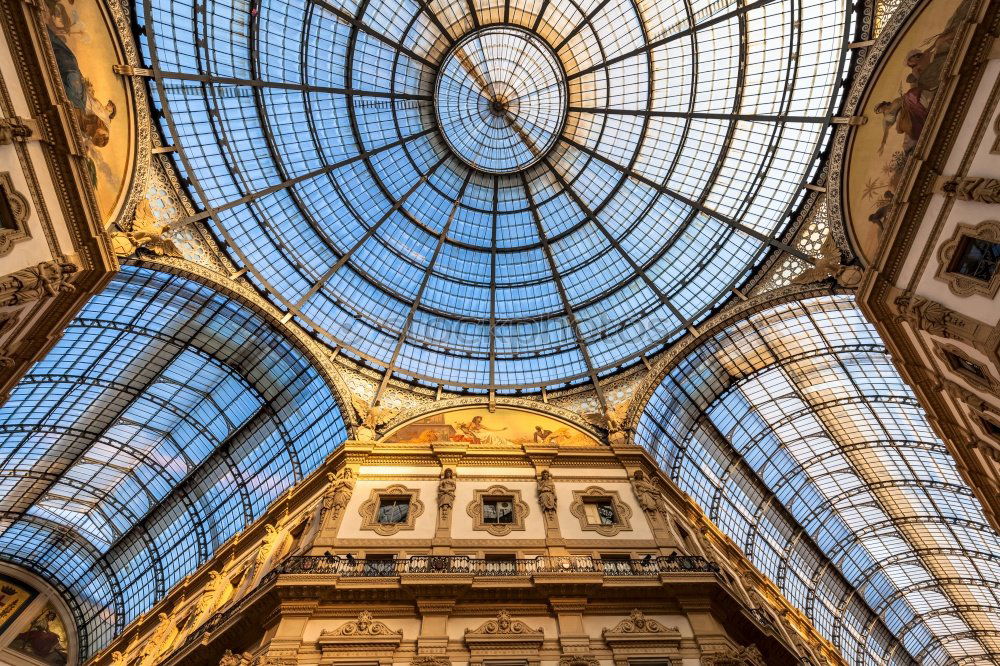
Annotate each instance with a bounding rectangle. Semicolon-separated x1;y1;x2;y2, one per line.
328;468;354;520
109;652;126;666
190;571;233;628
255;525;282;565
219;650;242;666
137;613;178;666
0;261;77;307
630;470;665;516
437;468;456;518
111;199;182;257
350;396;396;441
583;400;631;444
536;470;557;515
791;233;861;288
940;176;1000;203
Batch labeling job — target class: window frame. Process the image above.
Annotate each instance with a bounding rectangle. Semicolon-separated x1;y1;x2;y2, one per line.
359;485;424;536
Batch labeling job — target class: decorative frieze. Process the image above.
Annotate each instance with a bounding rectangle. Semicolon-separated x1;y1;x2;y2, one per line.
939;176;1000;203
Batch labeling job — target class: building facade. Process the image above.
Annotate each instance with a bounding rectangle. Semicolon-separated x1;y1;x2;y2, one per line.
87;407;841;666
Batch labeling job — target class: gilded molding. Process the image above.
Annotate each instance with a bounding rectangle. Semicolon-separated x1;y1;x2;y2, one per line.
358;484;425;536
465;610;543;637
569;486;633;537
466;485;529;536
558;656;599;666
935;220;1000;298
700;643;765;666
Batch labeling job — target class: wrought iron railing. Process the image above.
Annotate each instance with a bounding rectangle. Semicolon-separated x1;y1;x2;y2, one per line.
168;554;718;657
276;554;720;577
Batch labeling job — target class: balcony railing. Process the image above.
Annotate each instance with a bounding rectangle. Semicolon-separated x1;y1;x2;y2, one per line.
277;554;720;577
170;554;718;655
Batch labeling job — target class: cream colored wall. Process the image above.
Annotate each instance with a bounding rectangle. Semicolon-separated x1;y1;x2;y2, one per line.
336;478;440;540
450;480;547;539
554;479;654;541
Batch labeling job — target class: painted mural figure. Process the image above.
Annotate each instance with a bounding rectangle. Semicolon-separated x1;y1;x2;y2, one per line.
458;415;515;446
860;0;975;224
10;606;68;665
40;0;119;189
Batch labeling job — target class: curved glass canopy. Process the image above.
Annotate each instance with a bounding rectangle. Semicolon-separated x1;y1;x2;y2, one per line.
137;0;851;390
635;295;1000;666
0;267;347;658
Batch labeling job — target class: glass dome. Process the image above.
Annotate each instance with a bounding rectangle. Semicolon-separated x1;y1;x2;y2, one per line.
139;0;852;389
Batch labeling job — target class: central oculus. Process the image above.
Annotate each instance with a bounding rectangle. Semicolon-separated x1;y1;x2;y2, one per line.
434;26;568;174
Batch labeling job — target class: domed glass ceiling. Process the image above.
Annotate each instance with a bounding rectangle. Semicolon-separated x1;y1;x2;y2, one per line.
138;0;852;389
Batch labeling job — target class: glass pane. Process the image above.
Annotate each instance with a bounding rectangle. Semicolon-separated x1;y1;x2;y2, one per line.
377;498;410;524
951;237;1000;281
597;502;617;525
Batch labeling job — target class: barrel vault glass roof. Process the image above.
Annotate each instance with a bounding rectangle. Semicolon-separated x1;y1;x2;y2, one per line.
636;295;1000;666
135;0;854;390
0;267;347;659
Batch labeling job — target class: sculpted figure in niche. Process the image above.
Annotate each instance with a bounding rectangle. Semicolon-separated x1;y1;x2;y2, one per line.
437;468;456;519
537;470;557;515
631;469;665;516
0;261;77;306
189;571;233;629
329;468;354;520
137;613;177;666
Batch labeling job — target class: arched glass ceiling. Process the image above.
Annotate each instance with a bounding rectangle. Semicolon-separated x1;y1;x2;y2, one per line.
0;266;347;659
136;0;853;390
635;295;1000;666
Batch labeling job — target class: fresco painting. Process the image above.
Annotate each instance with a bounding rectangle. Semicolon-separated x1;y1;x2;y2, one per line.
846;0;974;260
383;408;599;447
9;603;69;665
0;575;37;636
41;0;131;221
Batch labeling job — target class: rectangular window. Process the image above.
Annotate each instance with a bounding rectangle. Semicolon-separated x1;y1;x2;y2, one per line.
945;351;988;380
377;497;410;524
982;418;1000;438
583;499;618;525
949;236;1000;282
483;498;514;524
